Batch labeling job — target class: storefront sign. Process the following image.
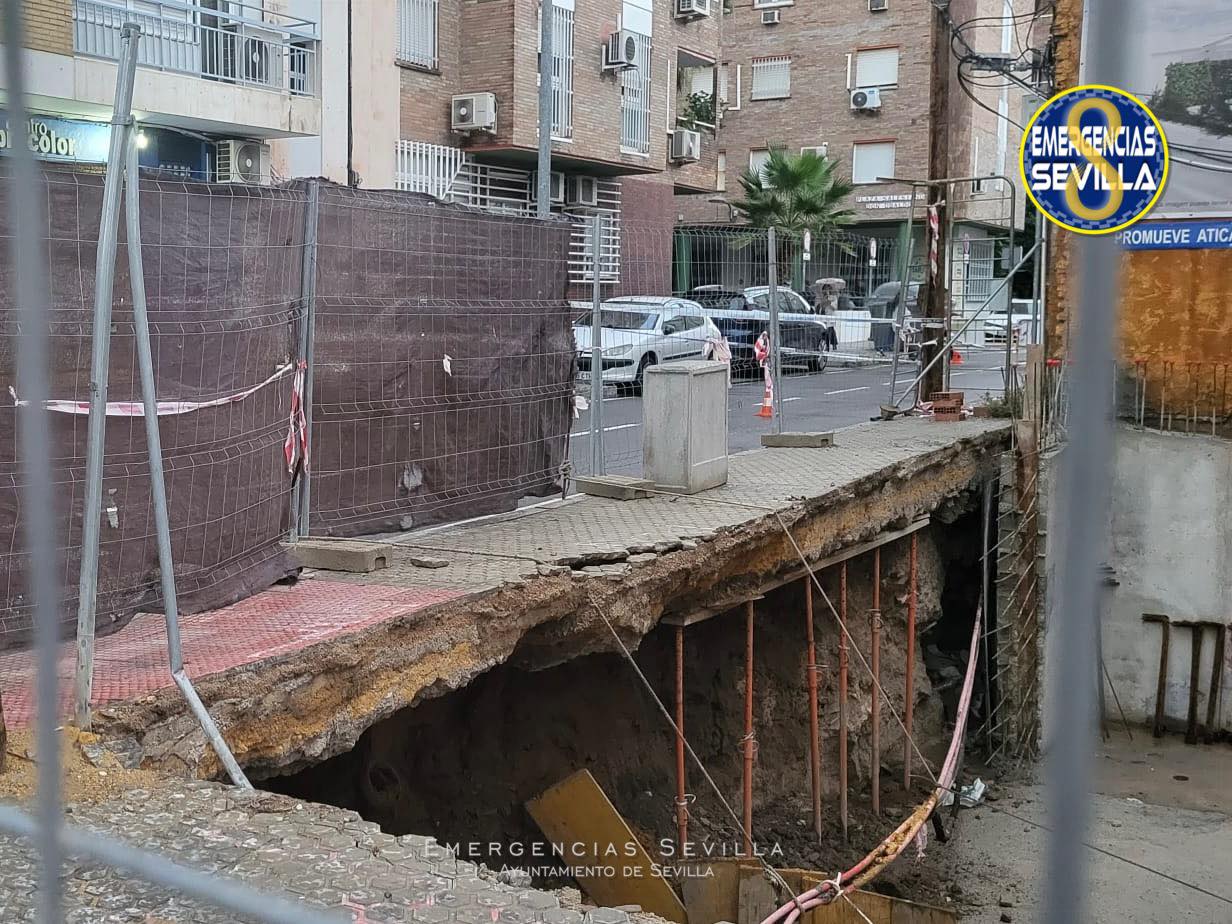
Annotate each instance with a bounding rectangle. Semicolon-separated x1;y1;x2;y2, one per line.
1116;219;1232;250
0;112;111;164
857;194;917;210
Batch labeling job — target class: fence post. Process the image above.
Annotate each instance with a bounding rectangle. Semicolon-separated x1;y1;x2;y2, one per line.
124;133;251;789
767;227;782;432
589;213;605;476
292;179;320;538
887;191;918;407
73;24;141;733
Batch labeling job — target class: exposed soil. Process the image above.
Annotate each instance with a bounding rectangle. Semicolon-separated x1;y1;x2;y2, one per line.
0;727;164;806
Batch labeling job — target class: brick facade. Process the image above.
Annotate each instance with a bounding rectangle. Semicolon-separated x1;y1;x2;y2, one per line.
16;0;72;57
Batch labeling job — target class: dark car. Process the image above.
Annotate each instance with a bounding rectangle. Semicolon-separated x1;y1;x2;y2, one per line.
865;281;922;320
685;286;831;372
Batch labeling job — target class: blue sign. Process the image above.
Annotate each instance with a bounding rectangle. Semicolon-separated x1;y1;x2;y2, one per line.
0;112;112;164
1116;220;1232;251
1021;85;1169;235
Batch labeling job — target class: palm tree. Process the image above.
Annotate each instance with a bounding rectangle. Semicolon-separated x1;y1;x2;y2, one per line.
731;148;856;238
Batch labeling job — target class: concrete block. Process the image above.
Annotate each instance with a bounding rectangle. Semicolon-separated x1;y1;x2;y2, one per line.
643;361;729;494
760;431;836;449
574;475;654;500
290;538;391;573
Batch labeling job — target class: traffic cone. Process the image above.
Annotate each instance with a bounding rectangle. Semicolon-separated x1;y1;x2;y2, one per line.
756;368;774;418
951;348;964;365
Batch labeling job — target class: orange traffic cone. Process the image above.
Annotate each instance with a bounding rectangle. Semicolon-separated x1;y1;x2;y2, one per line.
950;348;964;365
756;369;774;418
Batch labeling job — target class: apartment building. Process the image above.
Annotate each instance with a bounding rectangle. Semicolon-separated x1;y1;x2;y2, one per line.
681;0;1039;307
2;0;321;181
288;0;724;292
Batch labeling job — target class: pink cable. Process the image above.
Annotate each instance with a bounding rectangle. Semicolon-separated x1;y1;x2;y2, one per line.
759;610;983;924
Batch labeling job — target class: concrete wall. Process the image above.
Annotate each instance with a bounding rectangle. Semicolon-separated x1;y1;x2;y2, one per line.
1102;429;1232;732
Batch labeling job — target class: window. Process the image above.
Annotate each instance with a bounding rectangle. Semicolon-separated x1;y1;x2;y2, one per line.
854;47;899;89
753;0;794;7
397;0;438;69
750;56;791;100
544;0;576;139
718;63;741;110
852;141;895;184
716;151;727;191
620;29;653;153
749;149;771;180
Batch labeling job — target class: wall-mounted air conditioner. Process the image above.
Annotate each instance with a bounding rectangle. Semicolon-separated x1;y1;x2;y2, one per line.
675;0;712;19
215;139;271;185
567;175;600;207
604;30;640;70
452;93;498;133
850;87;882;111
869;0;889;11
800;144;829;158
761;9;782;25
671;129;702;164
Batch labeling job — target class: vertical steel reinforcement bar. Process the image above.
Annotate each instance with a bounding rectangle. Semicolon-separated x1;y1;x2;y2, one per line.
743;599;755;856
805;577;823;842
982;477;994;756
291;178;320;539
674;625;688;851
871;548;881;816
73;23;142;731
904;534;918;789
125;136;251;789
839;562;849;842
3;2;66;916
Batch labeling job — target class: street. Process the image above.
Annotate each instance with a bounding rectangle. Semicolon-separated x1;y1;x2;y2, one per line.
570;348;1012;474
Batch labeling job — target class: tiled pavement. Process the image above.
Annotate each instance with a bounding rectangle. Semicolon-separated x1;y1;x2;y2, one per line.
0;417;1007;729
0;781;617;923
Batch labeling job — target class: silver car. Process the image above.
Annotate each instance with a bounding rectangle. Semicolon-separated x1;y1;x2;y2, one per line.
573;297;723;393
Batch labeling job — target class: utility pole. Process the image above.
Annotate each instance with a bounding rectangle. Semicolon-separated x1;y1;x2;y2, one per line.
919;1;952;404
536;0;554;218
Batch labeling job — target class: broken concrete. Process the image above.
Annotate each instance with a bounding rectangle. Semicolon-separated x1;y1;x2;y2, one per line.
89;419;1008;789
759;432;835;449
290;537;392;573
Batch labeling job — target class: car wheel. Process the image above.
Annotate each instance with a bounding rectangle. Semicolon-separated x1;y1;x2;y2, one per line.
633;353;655;395
809;338;829;373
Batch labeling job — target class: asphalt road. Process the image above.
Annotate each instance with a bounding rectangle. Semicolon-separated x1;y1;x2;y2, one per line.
570;347;1013;475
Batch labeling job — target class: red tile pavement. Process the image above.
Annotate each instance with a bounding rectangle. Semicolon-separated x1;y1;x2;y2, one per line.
0;580;462;728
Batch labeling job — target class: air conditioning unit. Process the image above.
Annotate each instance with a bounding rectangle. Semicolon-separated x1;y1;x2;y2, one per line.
850;87;883;111
869;0;889;11
451;93;498;133
800;144;829;158
532;170;567;204
567;175;600;207
761;9;782;25
603;30;640;70
215;139;270;185
671;129;702;164
220;24;283;85
675;0;712;19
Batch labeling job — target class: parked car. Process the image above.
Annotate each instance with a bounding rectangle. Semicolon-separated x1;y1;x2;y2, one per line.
984;298;1040;346
864;281;923;320
685;286;832;371
573;297;723;393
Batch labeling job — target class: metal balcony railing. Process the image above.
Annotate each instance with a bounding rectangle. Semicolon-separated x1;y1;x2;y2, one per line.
73;0;320;98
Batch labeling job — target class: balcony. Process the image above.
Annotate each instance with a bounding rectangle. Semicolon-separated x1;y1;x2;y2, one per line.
73;0;320;98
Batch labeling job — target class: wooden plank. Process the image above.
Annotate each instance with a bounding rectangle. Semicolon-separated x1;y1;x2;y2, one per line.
526;770;687;923
738;864;782;924
680;859;742;924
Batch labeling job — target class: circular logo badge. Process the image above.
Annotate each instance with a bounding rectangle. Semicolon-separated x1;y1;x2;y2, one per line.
1020;85;1169;235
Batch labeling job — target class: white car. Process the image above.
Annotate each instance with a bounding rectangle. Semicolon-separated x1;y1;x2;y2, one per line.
573;297;723;392
985;298;1040;346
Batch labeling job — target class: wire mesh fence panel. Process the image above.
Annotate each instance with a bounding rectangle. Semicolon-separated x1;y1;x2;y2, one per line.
307;187;575;533
0;166;307;647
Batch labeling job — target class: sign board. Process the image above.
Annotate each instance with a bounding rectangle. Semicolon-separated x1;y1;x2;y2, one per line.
0;112;111;164
1117;219;1232;250
1121;0;1232;219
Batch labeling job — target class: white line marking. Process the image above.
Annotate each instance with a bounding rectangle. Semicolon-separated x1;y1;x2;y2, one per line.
825;386;870;396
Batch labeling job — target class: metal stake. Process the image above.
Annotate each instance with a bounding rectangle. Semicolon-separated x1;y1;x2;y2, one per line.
125;137;251;789
839;562;849;842
291;178;320;539
904;534;917;789
590;212;604;475
73;23;142;731
870;548;881;816
982;478;995;756
742;599;755;855
804;577;822;842
675;625;688;852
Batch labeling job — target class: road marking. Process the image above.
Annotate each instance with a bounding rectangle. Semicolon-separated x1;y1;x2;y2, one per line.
569;423;640;439
825;386;870;396
782;396;804;403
